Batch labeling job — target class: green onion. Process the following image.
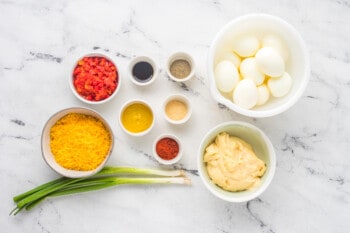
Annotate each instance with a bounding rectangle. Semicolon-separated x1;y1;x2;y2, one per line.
11;166;190;215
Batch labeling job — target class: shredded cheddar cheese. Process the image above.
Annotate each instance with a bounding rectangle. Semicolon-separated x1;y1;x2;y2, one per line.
50;113;112;171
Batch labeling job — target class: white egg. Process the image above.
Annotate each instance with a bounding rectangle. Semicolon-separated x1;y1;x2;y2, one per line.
267;72;293;97
255;47;285;77
232;34;260;57
214;60;240;93
256;84;270;106
262;34;289;61
239;58;265;85
233;79;258;109
218;51;241;68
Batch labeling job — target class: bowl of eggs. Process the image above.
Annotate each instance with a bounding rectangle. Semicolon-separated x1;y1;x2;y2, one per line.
208;14;310;117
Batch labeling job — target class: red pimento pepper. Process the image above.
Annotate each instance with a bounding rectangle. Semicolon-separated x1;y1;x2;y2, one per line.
73;56;118;101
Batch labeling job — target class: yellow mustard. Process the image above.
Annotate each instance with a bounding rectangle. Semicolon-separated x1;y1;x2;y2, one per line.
121;103;153;133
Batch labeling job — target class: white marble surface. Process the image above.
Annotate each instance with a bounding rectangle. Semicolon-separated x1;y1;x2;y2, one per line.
1;0;349;232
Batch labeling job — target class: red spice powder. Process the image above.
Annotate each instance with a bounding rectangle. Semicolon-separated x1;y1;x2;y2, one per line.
73;56;118;101
156;137;179;160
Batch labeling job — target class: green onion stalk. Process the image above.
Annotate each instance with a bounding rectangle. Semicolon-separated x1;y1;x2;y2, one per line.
11;166;191;216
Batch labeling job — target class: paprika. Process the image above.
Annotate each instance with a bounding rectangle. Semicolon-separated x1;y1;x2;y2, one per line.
156;137;179;160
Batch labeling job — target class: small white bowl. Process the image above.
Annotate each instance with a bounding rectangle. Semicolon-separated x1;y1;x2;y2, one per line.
70;53;121;104
153;134;183;165
41;107;114;178
119;99;155;136
197;121;276;202
128;56;158;86
163;94;192;125
166;52;195;82
208;14;310;117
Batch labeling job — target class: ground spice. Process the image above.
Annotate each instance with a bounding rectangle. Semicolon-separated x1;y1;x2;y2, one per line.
165;99;188;121
170;59;191;79
121;103;153;133
50;113;112;171
156;137;179;160
73;56;118;101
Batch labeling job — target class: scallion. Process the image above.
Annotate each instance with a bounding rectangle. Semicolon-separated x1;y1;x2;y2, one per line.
11;166;190;215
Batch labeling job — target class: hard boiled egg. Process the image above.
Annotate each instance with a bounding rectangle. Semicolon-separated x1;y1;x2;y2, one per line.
218;51;241;68
256;84;270;106
214;60;240;93
255;47;285;77
232;34;260;57
240;58;265;85
267;72;293;97
262;34;289;61
233;79;258;109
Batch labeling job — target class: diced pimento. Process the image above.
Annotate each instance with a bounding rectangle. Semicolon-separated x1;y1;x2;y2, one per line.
73;56;118;101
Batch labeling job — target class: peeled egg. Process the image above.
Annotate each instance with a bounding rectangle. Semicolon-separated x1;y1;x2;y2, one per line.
218;51;241;68
240;58;265;85
214;60;240;93
232;34;260;57
255;47;285;78
256;84;270;106
262;34;289;61
233;79;258;109
267;72;293;97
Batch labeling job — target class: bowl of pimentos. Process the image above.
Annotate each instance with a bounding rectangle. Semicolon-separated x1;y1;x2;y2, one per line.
208;14;310;117
70;53;121;104
42;107;114;178
197;121;276;202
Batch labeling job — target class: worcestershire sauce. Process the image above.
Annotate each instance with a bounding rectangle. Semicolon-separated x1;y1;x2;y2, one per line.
132;62;153;82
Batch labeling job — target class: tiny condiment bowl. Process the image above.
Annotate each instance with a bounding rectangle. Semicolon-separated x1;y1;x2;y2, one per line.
69;53;121;105
166;52;195;82
128;56;158;86
163;94;192;125
153;134;183;165
119;99;155;136
41;107;114;178
197;121;276;202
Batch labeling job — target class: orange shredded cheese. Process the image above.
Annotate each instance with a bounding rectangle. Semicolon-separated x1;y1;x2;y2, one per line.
50;113;112;171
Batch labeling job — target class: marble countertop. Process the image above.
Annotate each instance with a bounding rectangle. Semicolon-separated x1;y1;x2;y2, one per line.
1;0;349;232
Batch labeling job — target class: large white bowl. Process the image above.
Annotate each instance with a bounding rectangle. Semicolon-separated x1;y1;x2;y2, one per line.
41;107;114;178
208;14;310;117
197;121;276;202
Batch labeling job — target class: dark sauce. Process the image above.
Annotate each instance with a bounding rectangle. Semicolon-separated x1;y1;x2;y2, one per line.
132;61;153;83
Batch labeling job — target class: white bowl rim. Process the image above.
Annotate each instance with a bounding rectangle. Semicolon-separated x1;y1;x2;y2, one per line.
197;121;276;202
162;94;192;124
152;133;183;165
69;52;121;105
128;55;158;86
41;107;114;178
119;99;155;136
207;13;310;118
166;51;195;82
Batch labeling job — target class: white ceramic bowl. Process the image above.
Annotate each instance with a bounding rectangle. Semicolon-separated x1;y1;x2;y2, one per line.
119;99;155;136
153;134;183;165
41;107;114;178
166;52;195;82
163;94;192;125
197;121;276;202
70;53;121;104
128;55;158;86
208;14;310;117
